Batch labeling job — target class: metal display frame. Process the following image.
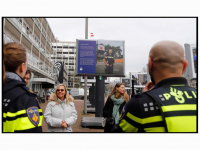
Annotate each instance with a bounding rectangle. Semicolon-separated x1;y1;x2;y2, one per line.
76;39;125;77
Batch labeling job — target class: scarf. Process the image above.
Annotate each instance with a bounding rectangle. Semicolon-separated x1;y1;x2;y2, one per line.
111;95;124;124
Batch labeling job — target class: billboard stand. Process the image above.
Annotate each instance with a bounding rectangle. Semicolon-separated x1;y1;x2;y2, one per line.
87;87;92;108
81;77;104;128
84;76;87;114
95;76;105;117
84;85;95;112
91;83;96;107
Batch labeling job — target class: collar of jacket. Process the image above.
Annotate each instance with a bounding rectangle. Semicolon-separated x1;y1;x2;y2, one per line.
156;77;188;87
6;72;24;82
58;98;66;104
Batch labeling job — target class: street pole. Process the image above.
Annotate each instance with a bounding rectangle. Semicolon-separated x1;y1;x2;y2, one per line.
131;79;135;98
84;18;88;114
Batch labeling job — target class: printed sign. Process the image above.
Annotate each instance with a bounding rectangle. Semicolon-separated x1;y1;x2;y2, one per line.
76;39;125;77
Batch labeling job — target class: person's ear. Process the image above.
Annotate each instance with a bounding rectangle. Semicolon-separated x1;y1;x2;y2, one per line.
182;60;188;73
19;63;25;73
148;57;153;72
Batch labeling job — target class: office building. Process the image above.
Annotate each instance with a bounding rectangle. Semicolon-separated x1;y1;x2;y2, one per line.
52;41;80;89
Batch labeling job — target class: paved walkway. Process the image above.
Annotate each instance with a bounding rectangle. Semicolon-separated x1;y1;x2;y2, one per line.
39;99;104;132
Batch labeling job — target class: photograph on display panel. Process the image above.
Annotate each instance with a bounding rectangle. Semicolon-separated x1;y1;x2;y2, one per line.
96;40;124;75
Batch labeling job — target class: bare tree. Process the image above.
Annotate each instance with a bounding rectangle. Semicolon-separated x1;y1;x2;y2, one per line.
141;66;147;73
105;82;115;97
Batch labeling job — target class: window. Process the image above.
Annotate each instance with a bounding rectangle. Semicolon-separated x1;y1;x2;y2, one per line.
63;48;68;52
27;52;30;60
70;43;75;46
3;33;6;42
6;36;11;43
23;22;26;28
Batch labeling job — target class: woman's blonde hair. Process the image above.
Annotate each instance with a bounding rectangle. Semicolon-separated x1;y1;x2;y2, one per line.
49;93;57;101
52;84;74;105
109;82;129;102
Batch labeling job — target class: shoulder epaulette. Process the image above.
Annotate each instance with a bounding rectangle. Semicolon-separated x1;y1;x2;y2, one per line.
21;86;37;96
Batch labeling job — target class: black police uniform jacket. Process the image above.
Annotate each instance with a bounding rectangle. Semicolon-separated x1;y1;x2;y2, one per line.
103;96;126;132
3;76;43;132
104;53;115;74
112;77;197;132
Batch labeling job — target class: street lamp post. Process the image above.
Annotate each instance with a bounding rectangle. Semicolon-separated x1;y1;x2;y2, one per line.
84;18;88;114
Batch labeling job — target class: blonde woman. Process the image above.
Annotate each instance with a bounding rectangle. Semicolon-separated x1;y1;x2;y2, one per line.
103;82;129;133
44;84;77;132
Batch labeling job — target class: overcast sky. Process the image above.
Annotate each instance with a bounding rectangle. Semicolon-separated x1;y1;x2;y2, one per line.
47;18;196;79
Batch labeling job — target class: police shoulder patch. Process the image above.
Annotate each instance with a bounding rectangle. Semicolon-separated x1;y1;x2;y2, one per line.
27;107;40;126
29;89;34;93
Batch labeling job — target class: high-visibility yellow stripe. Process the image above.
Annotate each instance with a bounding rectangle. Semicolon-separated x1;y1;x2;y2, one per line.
161;104;196;112
3;109;42;118
165;116;196;132
3;116;43;132
127;112;163;124
39;115;43;126
144;127;165;132
171;85;185;86
3;113;7;118
3;110;26;118
119;119;138;132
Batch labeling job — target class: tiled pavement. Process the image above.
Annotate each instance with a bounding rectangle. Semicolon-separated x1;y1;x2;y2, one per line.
39;99;104;132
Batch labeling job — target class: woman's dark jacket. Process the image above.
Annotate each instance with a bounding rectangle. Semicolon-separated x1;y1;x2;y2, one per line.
103;96;126;133
3;74;43;132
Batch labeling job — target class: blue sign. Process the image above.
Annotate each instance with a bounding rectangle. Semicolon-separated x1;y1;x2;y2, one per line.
78;40;96;74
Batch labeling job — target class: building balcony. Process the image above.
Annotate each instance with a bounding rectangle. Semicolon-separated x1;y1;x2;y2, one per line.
7;18;22;33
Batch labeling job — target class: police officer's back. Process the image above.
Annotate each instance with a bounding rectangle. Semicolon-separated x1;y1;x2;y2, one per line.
112;41;197;132
3;42;43;132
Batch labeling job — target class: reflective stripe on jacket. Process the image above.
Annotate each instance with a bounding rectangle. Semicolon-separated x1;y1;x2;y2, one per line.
3;78;43;132
146;84;197;132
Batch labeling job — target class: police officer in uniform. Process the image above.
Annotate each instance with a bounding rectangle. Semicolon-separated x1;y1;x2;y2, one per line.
103;49;115;74
112;41;197;132
3;42;43;132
